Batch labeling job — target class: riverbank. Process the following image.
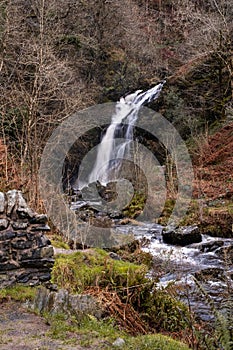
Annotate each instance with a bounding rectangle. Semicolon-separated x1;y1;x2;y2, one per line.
0;286;190;350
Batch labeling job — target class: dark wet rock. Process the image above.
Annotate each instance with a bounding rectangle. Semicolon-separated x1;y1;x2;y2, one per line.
199;240;224;253
194;267;225;282
36;234;51;248
216;244;233;262
0;190;54;288
21;258;54;268
0;219;9;230
29;214;48;225
0;250;7;263
0;230;16;240
147;225;163;239
109;252;121;260
0;260;20;271
162;225;202;246
12;222;28;230
11;239;33;250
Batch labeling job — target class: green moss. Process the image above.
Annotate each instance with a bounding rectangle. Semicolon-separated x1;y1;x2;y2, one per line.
123;192;146;218
179;199;201;226
125;333;190;350
51;248;148;293
141;288;189;332
51;249;189;333
157;199;176;225
46;312;190;349
50;235;70;249
0;285;37;302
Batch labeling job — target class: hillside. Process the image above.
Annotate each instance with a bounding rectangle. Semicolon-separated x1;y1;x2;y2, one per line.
194;122;233;200
191;121;233;236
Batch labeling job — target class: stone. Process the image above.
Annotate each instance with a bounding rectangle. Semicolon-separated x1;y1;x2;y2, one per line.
29;214;48;224
0;250;7;263
38;272;51;282
162;225;202;246
112;338;126;347
16;191;34;218
42;246;54;258
6;190;18;216
11;239;33;250
0;219;9;230
36;234;51;248
199;240;224;253
38;246;54;259
31;224;50;231
32;287;103;320
0;260;20;271
0;230;16;240
0;192;5;213
12;222;28;230
17;272;31;283
15;268;51;285
109;252;121;260
0;190;54;288
20;258;54;268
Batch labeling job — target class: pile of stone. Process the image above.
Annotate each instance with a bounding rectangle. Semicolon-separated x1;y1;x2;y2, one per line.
0;190;54;288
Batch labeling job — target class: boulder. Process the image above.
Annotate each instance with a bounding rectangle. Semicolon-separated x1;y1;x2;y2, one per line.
162;225;202;246
32;287;103;320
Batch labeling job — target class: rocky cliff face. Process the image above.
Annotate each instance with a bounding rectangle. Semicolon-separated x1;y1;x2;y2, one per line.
0;190;54;288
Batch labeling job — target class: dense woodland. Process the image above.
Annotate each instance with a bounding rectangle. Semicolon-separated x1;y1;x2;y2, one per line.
0;0;232;204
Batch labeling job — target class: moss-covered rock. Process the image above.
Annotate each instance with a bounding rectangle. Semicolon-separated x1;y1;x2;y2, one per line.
122;192;146;218
51;248;190;333
51;248;148;294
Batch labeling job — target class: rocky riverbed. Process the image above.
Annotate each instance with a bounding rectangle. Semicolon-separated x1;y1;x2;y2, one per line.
114;222;233;323
69;182;233;324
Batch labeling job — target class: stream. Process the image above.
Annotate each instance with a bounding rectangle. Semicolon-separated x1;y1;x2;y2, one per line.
70;184;233;324
114;222;233;323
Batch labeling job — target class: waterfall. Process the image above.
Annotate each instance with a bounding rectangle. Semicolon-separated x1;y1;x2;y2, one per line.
88;81;165;185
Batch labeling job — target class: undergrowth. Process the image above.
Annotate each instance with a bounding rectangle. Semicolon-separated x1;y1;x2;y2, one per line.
45;312;190;350
51;248;190;335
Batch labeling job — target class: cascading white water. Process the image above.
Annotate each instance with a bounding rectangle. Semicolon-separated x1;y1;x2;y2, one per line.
88;81;165;185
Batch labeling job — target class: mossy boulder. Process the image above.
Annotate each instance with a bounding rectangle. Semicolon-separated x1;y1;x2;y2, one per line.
51;248;148;294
